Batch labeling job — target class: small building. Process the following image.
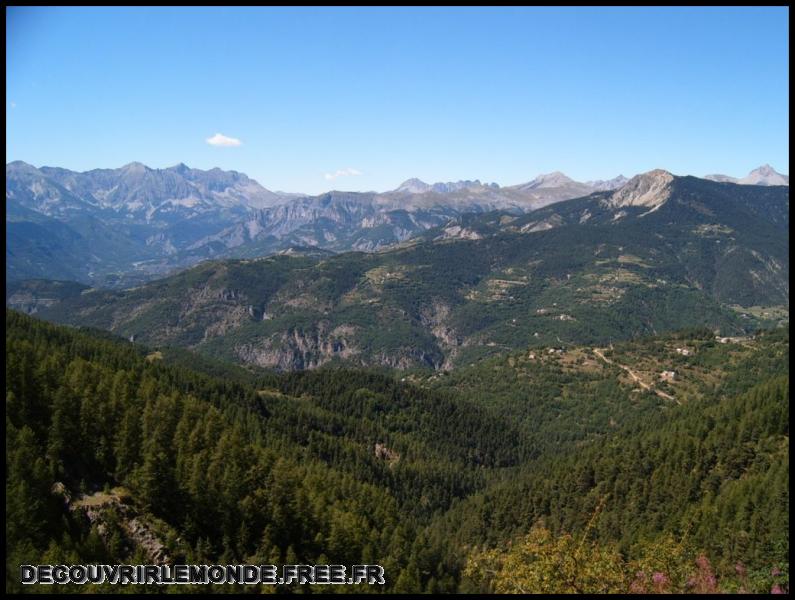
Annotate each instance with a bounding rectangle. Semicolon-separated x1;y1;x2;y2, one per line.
660;370;676;382
675;347;692;356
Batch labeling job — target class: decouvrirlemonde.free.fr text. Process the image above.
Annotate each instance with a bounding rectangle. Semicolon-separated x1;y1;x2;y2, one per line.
21;564;386;585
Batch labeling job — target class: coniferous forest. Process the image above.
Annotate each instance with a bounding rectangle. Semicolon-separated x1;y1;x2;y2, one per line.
5;310;789;593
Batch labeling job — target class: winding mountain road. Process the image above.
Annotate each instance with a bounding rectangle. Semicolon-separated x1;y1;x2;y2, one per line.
593;348;680;404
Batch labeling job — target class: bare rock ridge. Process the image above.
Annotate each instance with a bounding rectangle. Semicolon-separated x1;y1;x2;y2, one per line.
53;484;171;564
605;169;674;209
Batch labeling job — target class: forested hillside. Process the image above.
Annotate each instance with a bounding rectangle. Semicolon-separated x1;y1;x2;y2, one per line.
6;311;789;593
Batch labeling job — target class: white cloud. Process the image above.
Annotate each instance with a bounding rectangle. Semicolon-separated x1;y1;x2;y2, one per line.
206;133;242;147
10;101;16;109
324;167;363;181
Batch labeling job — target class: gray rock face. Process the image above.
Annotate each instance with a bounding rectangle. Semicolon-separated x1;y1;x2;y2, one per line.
61;486;171;565
605;169;674;209
235;322;360;371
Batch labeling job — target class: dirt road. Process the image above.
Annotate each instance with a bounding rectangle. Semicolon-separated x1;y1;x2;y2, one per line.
593;348;679;404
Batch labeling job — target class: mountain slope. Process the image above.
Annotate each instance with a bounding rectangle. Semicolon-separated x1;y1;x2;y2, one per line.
22;173;788;371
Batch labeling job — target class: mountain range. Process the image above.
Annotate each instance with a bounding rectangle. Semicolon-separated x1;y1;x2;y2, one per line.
13;169;788;371
7;161;787;287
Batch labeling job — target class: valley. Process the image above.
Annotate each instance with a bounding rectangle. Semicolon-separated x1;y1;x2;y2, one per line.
6;310;789;593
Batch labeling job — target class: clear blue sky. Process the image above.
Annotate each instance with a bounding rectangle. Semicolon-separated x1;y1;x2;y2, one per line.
6;6;789;194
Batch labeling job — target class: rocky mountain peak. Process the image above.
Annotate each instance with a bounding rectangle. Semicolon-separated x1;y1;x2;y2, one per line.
526;171;576;189
5;160;40;176
739;164;788;186
121;161;150;174
396;178;432;194
607;169;674;209
169;162;191;174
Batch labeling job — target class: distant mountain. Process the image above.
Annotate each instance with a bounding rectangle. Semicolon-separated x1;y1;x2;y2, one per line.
585;174;630;191
394;178;500;194
273;190;309;199
704;164;788;186
8;161;282;220
505;171;609;205
24;171;787;372
395;178;432;194
6;161;283;285
513;171;581;191
738;164;789;186
702;173;738;183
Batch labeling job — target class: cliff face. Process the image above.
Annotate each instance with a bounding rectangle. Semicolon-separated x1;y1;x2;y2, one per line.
55;484;171;564
235;323;361;371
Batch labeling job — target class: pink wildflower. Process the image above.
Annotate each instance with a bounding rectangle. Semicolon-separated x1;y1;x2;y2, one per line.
629;572;647;594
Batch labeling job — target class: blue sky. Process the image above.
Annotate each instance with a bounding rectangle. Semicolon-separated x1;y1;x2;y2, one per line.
6;6;789;194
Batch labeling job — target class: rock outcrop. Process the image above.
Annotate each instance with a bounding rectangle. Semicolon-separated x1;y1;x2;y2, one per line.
605;169;674;210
